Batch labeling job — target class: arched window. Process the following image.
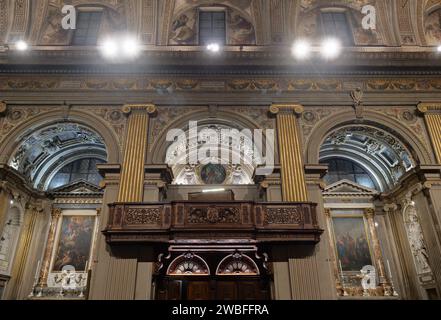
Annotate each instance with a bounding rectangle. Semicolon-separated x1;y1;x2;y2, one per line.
321;158;377;190
48;158;104;190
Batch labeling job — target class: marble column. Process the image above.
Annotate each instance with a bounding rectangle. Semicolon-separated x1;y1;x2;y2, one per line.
37;208;61;287
324;208;344;296
364;208;392;296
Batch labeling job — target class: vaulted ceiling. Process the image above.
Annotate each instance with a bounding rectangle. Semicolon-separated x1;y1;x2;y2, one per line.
0;0;440;48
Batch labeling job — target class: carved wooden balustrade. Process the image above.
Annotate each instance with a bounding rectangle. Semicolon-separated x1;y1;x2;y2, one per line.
104;201;323;244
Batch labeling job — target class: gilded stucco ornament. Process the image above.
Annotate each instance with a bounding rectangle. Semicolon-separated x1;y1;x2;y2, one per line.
0;101;7;117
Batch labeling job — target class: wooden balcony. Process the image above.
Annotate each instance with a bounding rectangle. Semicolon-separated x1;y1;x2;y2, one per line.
104;201;323;245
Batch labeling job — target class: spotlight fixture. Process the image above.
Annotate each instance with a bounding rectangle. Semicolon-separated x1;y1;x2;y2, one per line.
100;38;119;59
10;200;14;205
321;38;342;60
15;40;28;51
292;39;311;60
206;43;221;53
437;45;441;53
122;37;141;58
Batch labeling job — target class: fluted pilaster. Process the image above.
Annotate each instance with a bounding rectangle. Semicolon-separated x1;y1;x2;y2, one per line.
118;104;156;202
270;104;308;202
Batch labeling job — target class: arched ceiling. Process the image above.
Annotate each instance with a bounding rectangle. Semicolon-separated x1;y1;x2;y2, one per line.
320;125;415;191
9;122;107;190
0;0;439;48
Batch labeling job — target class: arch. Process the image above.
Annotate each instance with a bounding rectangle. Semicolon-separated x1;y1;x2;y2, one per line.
150;108;273;164
167;253;210;276
0;109;121;165
216;253;259;276
305;111;433;166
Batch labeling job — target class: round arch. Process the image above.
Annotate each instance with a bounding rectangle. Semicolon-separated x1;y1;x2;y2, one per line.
0;109;121;164
149;109;273;165
305;111;433;166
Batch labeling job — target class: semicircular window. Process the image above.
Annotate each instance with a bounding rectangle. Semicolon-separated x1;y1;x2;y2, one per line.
48;158;104;190
321;158;378;190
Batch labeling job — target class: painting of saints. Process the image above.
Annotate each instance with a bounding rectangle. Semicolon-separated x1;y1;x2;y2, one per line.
52;216;95;272
200;163;227;185
333;217;372;271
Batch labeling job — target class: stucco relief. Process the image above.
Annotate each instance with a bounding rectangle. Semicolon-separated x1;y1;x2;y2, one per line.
402;200;432;276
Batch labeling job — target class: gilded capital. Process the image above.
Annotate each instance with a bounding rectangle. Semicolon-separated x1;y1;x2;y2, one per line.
364;208;375;219
51;208;62;219
417;102;441;114
269;104;304;116
122;104;157;115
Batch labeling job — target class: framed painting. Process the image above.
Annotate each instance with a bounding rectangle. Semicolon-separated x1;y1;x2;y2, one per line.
51;210;97;273
332;216;373;272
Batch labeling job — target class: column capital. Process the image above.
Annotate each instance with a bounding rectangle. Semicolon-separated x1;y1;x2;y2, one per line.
364;207;375;219
417;102;441;114
269;104;304;116
51;207;62;219
122;104;157;115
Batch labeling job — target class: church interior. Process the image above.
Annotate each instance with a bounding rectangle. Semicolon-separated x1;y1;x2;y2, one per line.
1;0;441;301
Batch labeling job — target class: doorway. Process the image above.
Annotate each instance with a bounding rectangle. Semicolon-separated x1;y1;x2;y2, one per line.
155;276;271;300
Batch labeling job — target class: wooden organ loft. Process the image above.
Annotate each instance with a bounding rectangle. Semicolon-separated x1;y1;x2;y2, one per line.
103;188;322;300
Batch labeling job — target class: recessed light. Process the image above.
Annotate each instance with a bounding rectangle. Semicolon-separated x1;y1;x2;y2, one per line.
100;38;118;58
437;45;441;53
321;38;342;60
206;43;221;53
15;40;28;51
122;37;140;58
292;39;311;60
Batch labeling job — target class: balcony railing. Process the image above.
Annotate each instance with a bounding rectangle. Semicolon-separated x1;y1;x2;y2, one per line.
104;201;323;244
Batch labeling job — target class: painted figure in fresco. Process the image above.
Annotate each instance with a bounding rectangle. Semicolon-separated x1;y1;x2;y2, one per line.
200;163;227;185
171;13;196;44
228;13;255;45
425;9;441;45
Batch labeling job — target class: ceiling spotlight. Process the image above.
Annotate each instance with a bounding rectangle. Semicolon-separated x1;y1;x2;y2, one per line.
321;38;342;60
100;39;118;59
10;200;14;205
292;39;311;60
437;45;441;53
206;43;221;53
15;40;28;51
122;37;141;58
